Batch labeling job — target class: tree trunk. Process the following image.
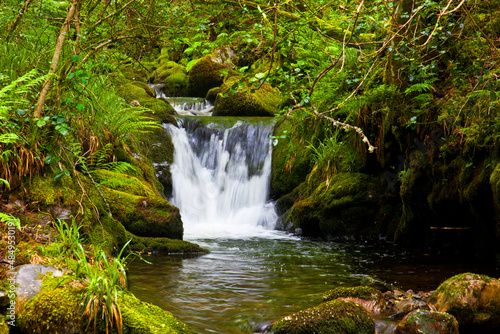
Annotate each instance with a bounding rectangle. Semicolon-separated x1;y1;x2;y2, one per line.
34;1;79;118
6;0;33;42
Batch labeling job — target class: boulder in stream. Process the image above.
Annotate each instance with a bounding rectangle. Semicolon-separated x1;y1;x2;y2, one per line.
268;299;375;334
428;272;500;333
394;309;459;334
322;286;387;315
213;76;281;117
188;48;237;97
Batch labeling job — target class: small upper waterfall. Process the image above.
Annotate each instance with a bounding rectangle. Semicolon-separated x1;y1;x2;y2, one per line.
165;117;280;239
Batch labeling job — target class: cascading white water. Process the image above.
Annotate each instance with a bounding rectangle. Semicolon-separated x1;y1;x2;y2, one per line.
165;117;280;239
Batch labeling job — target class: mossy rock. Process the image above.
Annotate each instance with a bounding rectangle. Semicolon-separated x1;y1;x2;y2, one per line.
149;61;188;97
287;172;380;238
187;49;237;97
17;277;195;334
119;293;196;334
26;175;78;207
322;286;386;315
428;272;500;333
269;299;375;334
395;309;459;334
213;76;282;117
92;169;157;197
126;232;207;254
17;284;84;334
117;81;176;116
104;189;183;240
323;286;383;302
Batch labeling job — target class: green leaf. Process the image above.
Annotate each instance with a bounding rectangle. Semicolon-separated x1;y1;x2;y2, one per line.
77;103;85;110
71;55;79;62
255;72;267;79
36;119;47;127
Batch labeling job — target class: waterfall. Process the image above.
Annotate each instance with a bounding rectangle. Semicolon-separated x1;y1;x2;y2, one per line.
165;117;279;239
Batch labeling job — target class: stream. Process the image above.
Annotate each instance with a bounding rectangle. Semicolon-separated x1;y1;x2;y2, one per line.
127;100;498;333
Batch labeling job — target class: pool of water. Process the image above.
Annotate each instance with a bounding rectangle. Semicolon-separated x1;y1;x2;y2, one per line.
127;236;499;333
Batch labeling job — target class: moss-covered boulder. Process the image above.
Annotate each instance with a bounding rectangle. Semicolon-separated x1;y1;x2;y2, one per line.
17;277;195;334
149;61;188;97
286;172;380;238
117;81;176;116
395;310;459;334
17;285;83;334
104;189;183;240
188;48;237;97
322;286;386;314
429;273;500;333
213;76;281;117
269;299;375;334
126;232;207;254
119;293;196;334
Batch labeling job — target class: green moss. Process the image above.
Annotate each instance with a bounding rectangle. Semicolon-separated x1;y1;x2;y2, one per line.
396;310;459;334
117;81;175;115
103;189;183;240
17;284;84;334
92;169;157;197
149;61;189;97
188;53;237;97
322;286;382;302
429;273;500;330
213;76;282;117
0;319;8;334
26;175;77;207
126;231;207;254
287;172;380;238
271;113;315;199
269;299;375;334
119;293;196;334
17;275;195;334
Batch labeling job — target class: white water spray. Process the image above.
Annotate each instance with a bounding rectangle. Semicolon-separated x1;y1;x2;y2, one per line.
166;117;280;239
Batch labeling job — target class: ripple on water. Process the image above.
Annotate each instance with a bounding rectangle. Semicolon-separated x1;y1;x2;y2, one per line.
128;238;498;334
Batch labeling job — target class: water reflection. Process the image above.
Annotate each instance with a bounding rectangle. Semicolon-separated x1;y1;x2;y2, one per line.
128;238;498;334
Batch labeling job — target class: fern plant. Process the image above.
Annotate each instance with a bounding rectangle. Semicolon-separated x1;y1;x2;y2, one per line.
0;70;53;186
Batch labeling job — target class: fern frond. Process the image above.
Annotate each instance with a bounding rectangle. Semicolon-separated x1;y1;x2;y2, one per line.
405;82;434;95
105;107;160;141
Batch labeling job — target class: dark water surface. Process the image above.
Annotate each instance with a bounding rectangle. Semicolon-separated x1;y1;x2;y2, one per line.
127;237;498;334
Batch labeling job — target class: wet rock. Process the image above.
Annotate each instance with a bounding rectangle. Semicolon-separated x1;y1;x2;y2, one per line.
322;286;387;315
395;309;459;334
268;299;375;334
12;264;64;301
213;76;282;117
360;276;396;292
390;296;430;319
188;48;237;97
429;272;500;333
